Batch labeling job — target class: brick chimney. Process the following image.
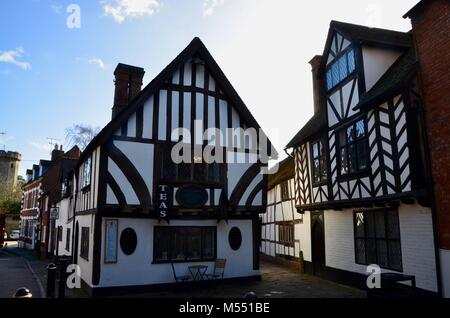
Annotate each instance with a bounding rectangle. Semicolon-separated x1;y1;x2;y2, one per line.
51;144;64;162
112;63;145;119
309;55;325;114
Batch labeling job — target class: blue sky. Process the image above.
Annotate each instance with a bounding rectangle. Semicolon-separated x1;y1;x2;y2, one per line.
0;0;418;176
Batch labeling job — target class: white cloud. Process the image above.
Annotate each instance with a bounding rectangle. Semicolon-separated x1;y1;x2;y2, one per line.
101;0;160;23
29;141;52;151
88;57;108;69
0;48;31;70
203;0;225;16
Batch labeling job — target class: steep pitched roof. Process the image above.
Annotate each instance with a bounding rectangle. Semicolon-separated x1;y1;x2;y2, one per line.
285;110;327;149
354;49;418;111
268;156;294;189
320;20;412;71
79;37;274;164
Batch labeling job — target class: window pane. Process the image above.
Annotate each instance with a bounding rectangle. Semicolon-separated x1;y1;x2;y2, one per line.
357;139;368;170
339;130;347;146
313;159;320;183
347;125;354;143
355;212;365;237
355;239;366;264
331;63;340;86
347;49;355;73
348;143;357;173
155;229;170;261
202;229;215;259
312;142;319;158
377;240;389;267
366;238;377;264
386;210;400;239
320;156;327;181
365;212;376;237
340;148;348;175
326;69;333;90
178;163;191;181
355;120;365;138
171;230;186;261
338;56;348;81
194;163;205;182
319;140;324;155
208;163;220;183
186;228;202;260
374;212;386;238
388;240;402;271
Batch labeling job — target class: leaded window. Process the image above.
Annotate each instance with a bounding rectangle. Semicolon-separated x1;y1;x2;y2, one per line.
82;157;91;188
326;49;356;91
153;227;216;263
338;118;368;176
354;209;402;271
311;139;327;184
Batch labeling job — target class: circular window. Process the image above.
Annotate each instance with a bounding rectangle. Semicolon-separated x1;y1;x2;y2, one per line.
120;228;137;255
228;227;242;251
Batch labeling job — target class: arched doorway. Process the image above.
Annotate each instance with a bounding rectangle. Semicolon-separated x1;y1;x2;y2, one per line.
311;212;325;275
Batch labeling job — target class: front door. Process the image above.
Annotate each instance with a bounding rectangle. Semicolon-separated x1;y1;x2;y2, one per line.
311;212;325;275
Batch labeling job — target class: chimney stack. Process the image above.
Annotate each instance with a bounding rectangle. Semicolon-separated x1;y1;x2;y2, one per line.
112;63;145;119
309;55;325;114
51;144;64;162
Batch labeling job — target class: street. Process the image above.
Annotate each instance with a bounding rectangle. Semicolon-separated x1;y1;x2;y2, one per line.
0;241;44;298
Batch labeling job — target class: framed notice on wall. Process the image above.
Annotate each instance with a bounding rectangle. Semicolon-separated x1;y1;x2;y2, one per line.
104;219;118;263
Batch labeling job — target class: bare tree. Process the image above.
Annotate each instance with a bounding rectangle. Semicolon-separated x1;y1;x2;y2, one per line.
65;124;101;151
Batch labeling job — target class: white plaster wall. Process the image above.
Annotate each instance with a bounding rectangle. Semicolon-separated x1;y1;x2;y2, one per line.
54;198;72;257
98;218;259;288
324;203;438;292
362;46;402;91
75;214;95;287
439;249;450;298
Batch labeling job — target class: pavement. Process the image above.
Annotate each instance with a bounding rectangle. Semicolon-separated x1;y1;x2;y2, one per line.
0;241;45;298
0;242;366;298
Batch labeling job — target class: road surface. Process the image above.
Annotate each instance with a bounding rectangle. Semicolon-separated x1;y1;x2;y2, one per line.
0;241;44;298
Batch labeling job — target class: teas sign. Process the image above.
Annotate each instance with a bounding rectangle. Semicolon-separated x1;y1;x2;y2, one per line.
157;185;170;219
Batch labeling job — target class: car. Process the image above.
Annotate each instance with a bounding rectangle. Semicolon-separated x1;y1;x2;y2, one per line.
9;230;20;240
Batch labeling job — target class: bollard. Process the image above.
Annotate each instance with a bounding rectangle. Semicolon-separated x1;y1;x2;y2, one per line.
244;291;257;299
13;287;32;298
46;263;57;298
57;258;67;298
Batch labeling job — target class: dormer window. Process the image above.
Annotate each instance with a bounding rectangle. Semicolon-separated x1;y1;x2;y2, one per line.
326;48;355;91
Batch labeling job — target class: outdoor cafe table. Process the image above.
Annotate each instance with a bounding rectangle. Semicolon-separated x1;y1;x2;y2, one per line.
188;265;208;281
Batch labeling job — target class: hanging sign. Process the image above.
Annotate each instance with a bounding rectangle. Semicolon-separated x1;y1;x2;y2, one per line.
49;207;59;220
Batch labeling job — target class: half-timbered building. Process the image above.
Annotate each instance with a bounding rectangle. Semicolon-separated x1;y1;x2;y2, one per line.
285;20;439;296
60;38;272;295
261;157;309;271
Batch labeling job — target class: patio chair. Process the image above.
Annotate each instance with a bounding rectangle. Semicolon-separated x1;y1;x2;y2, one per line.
171;263;190;283
206;259;226;280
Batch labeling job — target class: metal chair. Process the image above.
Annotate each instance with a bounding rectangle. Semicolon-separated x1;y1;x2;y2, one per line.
171;263;190;283
205;259;226;280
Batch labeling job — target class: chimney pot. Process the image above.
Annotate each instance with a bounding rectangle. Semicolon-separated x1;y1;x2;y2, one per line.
112;63;145;119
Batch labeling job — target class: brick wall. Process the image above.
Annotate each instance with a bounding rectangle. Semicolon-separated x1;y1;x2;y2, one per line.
409;0;450;249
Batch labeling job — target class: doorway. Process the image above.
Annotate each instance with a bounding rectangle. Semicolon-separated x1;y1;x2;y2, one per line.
311;212;325;275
